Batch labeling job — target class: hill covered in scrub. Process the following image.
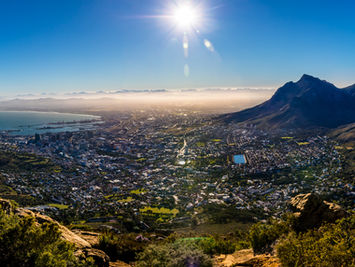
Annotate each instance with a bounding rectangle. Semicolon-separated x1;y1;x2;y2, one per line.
0;193;353;267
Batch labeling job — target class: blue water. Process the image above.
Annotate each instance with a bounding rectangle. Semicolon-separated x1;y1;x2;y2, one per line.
233;154;246;164
0;111;101;135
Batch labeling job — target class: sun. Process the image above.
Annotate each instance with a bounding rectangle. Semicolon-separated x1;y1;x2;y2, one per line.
172;3;200;30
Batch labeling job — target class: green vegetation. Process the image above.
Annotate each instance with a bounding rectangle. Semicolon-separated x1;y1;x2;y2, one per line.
68;223;94;231
96;232;146;262
130;188;147;194
0;185;44;207
136;240;212;267
297;141;310;145
248;216;293;254
48;203;69;210
0;184;16;195
96;229;249;265
177;236;245;255
247;213;355;267
0;211;94;267
117;196;134;203
0;150;61;206
0;151;55;171
277;214;355;267
140;206;179;216
104;194;134;202
196;142;206;147
203;204;264;224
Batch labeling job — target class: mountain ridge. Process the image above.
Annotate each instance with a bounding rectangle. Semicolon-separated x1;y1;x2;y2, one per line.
222;74;355;129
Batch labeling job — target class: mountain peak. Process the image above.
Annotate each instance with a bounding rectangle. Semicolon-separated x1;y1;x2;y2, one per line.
300;73;316;79
296;74;336;91
222;75;355;129
298;74;320;83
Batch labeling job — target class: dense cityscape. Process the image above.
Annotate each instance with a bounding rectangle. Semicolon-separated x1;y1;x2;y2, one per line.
0;109;352;231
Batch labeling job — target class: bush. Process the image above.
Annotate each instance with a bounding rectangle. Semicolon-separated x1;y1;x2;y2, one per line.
96;232;146;262
195;237;236;255
276;214;355;267
135;243;171;267
0;211;93;267
203;204;264;224
248;218;291;254
136;241;212;267
68;224;94;231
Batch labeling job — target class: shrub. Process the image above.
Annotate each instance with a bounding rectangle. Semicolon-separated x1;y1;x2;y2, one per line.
68;223;94;231
0;211;93;267
135;243;171;267
96;232;146;262
276;214;355;267
136;241;212;267
195;237;236;255
248;218;291;254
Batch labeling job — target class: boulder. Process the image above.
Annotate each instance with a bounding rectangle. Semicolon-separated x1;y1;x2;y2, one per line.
84;248;110;267
72;230;101;247
213;249;280;267
289;193;347;231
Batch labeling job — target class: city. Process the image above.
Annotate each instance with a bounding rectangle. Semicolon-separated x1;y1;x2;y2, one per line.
0;109;352;232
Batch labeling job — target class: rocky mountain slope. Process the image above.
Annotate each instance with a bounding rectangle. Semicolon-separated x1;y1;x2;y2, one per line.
222;74;355;129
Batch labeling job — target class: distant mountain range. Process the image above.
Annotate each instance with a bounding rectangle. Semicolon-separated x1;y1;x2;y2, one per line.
222;74;355;129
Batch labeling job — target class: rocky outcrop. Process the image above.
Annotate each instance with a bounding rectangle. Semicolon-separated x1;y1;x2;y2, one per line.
0;198;110;266
14;207;92;248
75;248;110;267
214;249;280;267
109;261;132;267
289;193;347;231
72;229;101;247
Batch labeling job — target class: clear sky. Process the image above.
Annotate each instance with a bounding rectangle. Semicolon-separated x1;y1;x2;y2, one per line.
1;0;355;95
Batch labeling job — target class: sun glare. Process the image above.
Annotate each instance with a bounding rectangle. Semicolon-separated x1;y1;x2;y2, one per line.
163;1;215;76
172;4;200;30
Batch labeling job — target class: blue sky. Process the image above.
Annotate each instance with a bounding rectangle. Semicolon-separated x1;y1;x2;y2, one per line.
0;0;355;95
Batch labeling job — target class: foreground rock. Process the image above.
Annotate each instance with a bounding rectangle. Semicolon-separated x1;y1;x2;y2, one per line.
0;198;110;267
15;207;92;248
213;249;280;267
289;193;347;231
75;248;110;267
72;229;101;247
109;261;132;267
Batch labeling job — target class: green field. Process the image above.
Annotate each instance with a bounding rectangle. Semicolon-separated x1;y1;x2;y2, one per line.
48;203;69;210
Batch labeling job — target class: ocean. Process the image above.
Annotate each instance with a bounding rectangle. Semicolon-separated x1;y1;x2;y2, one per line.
0;111;101;136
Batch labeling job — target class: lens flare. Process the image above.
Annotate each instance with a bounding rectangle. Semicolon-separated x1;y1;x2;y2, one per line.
162;1;217;77
204;39;214;52
172;3;200;30
184;64;190;77
183;34;189;58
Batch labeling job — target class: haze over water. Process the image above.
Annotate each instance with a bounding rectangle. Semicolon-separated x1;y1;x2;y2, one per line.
0;111;100;135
